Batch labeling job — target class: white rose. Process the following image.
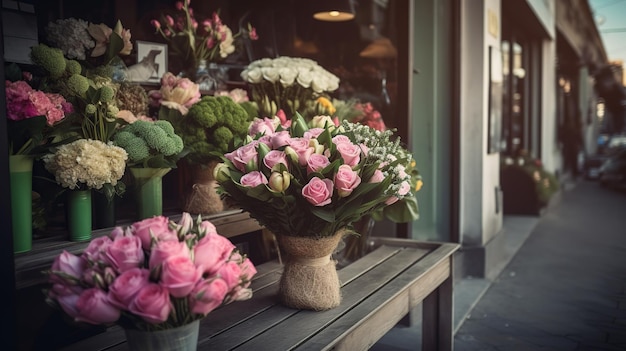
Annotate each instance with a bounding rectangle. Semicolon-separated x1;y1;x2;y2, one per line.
296;69;313;88
278;67;297;87
262;67;280;83
244;68;263;83
311;75;329;93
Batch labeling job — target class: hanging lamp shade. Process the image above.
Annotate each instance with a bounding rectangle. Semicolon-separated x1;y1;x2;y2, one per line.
359;37;398;59
312;0;355;22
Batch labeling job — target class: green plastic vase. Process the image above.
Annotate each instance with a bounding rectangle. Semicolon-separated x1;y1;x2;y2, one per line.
9;155;34;253
130;168;171;220
66;189;92;242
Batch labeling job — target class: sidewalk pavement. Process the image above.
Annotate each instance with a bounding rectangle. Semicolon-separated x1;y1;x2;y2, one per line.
373;179;626;350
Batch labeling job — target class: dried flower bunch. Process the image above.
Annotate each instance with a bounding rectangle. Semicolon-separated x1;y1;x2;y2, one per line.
214;113;418;238
45;213;257;330
240;57;340;119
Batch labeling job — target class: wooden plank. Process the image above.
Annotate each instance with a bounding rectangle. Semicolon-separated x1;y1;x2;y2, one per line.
228;247;430;351
300;252;452;351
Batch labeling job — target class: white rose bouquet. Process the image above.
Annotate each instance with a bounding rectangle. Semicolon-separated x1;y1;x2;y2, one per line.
213;113;417;239
240;57;340;119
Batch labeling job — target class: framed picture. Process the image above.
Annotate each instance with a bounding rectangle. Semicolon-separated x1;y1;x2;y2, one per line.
127;41;168;84
488;45;503;154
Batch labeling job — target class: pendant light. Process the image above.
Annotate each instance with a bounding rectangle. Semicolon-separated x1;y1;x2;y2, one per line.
312;0;355;22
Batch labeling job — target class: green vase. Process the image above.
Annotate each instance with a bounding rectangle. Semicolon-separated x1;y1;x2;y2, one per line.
131;168;171;220
92;191;116;229
66;189;92;242
124;320;199;351
9;155;34;253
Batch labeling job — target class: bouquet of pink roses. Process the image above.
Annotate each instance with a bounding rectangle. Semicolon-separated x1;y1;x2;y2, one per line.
44;212;257;331
214;113;418;238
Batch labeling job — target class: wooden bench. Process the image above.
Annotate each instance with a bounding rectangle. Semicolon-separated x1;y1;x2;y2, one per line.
60;237;459;351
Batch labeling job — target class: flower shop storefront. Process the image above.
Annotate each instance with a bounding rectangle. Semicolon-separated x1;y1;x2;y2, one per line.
0;0;448;349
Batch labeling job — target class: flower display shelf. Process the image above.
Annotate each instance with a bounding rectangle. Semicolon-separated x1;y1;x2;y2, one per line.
57;238;459;351
13;209;262;290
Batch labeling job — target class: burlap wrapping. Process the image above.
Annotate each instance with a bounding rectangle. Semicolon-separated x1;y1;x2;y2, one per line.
182;163;225;215
278;232;344;311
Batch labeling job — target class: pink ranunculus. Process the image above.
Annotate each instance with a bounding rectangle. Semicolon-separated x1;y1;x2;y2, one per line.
336;142;361;167
240;171;268;187
130;216;178;250
368;169;385;183
224;143;258;172
105;235;145;273
306;153;330;174
160;256;202;298
334;164;362;197
194;233;236;275
397;180;412;196
189;278;228;315
270;130;291;149
74;288;121;325
107;268;150;310
248;117;276;137
263;150;288;170
149;240;191;271
302;177;334;206
50;251;87;285
129;283;172;324
82;236;113;265
216;261;242;290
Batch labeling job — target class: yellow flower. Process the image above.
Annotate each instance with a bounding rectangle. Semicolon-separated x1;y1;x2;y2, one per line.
316;97;336;115
415;179;423;192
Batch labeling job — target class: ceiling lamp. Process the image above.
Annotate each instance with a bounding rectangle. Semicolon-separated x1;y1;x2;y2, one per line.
313;0;355;22
359;37;398;59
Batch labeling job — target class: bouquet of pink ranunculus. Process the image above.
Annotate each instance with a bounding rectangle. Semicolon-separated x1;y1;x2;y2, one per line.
44;212;257;331
213;113;418;238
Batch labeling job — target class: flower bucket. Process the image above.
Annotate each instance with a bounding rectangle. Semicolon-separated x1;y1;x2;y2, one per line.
182;162;224;215
278;232;343;311
92;191;116;229
131;168;171;220
66;189;92;242
124;320;200;351
9;155;34;253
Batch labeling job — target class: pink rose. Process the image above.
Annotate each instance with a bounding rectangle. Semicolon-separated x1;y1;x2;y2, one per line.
286;138;314;166
55;293;81;319
131;216;178;250
334;164;362;197
216;261;242;290
105;235;145;273
198;220;217;236
303;128;324;139
248;117;276;136
336;142;361;167
369;169;385;183
189;278;228;315
270;131;291;149
397;180;411;196
240;171;268;187
82;236;112;265
302;177;334;206
194;233;235;275
50;282;83;298
129;283;172;324
332;135;351;144
161;256;202;298
264;150;288;170
306;154;330;174
175;212;194;236
50;250;86;281
107;268;150;310
149;240;191;271
75;288;121;325
225;143;258;172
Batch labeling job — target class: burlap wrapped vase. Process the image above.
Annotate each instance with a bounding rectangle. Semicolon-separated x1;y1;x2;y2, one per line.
182;162;224;215
278;232;343;311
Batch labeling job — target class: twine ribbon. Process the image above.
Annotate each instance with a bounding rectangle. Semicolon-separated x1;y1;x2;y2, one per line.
289;254;332;267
